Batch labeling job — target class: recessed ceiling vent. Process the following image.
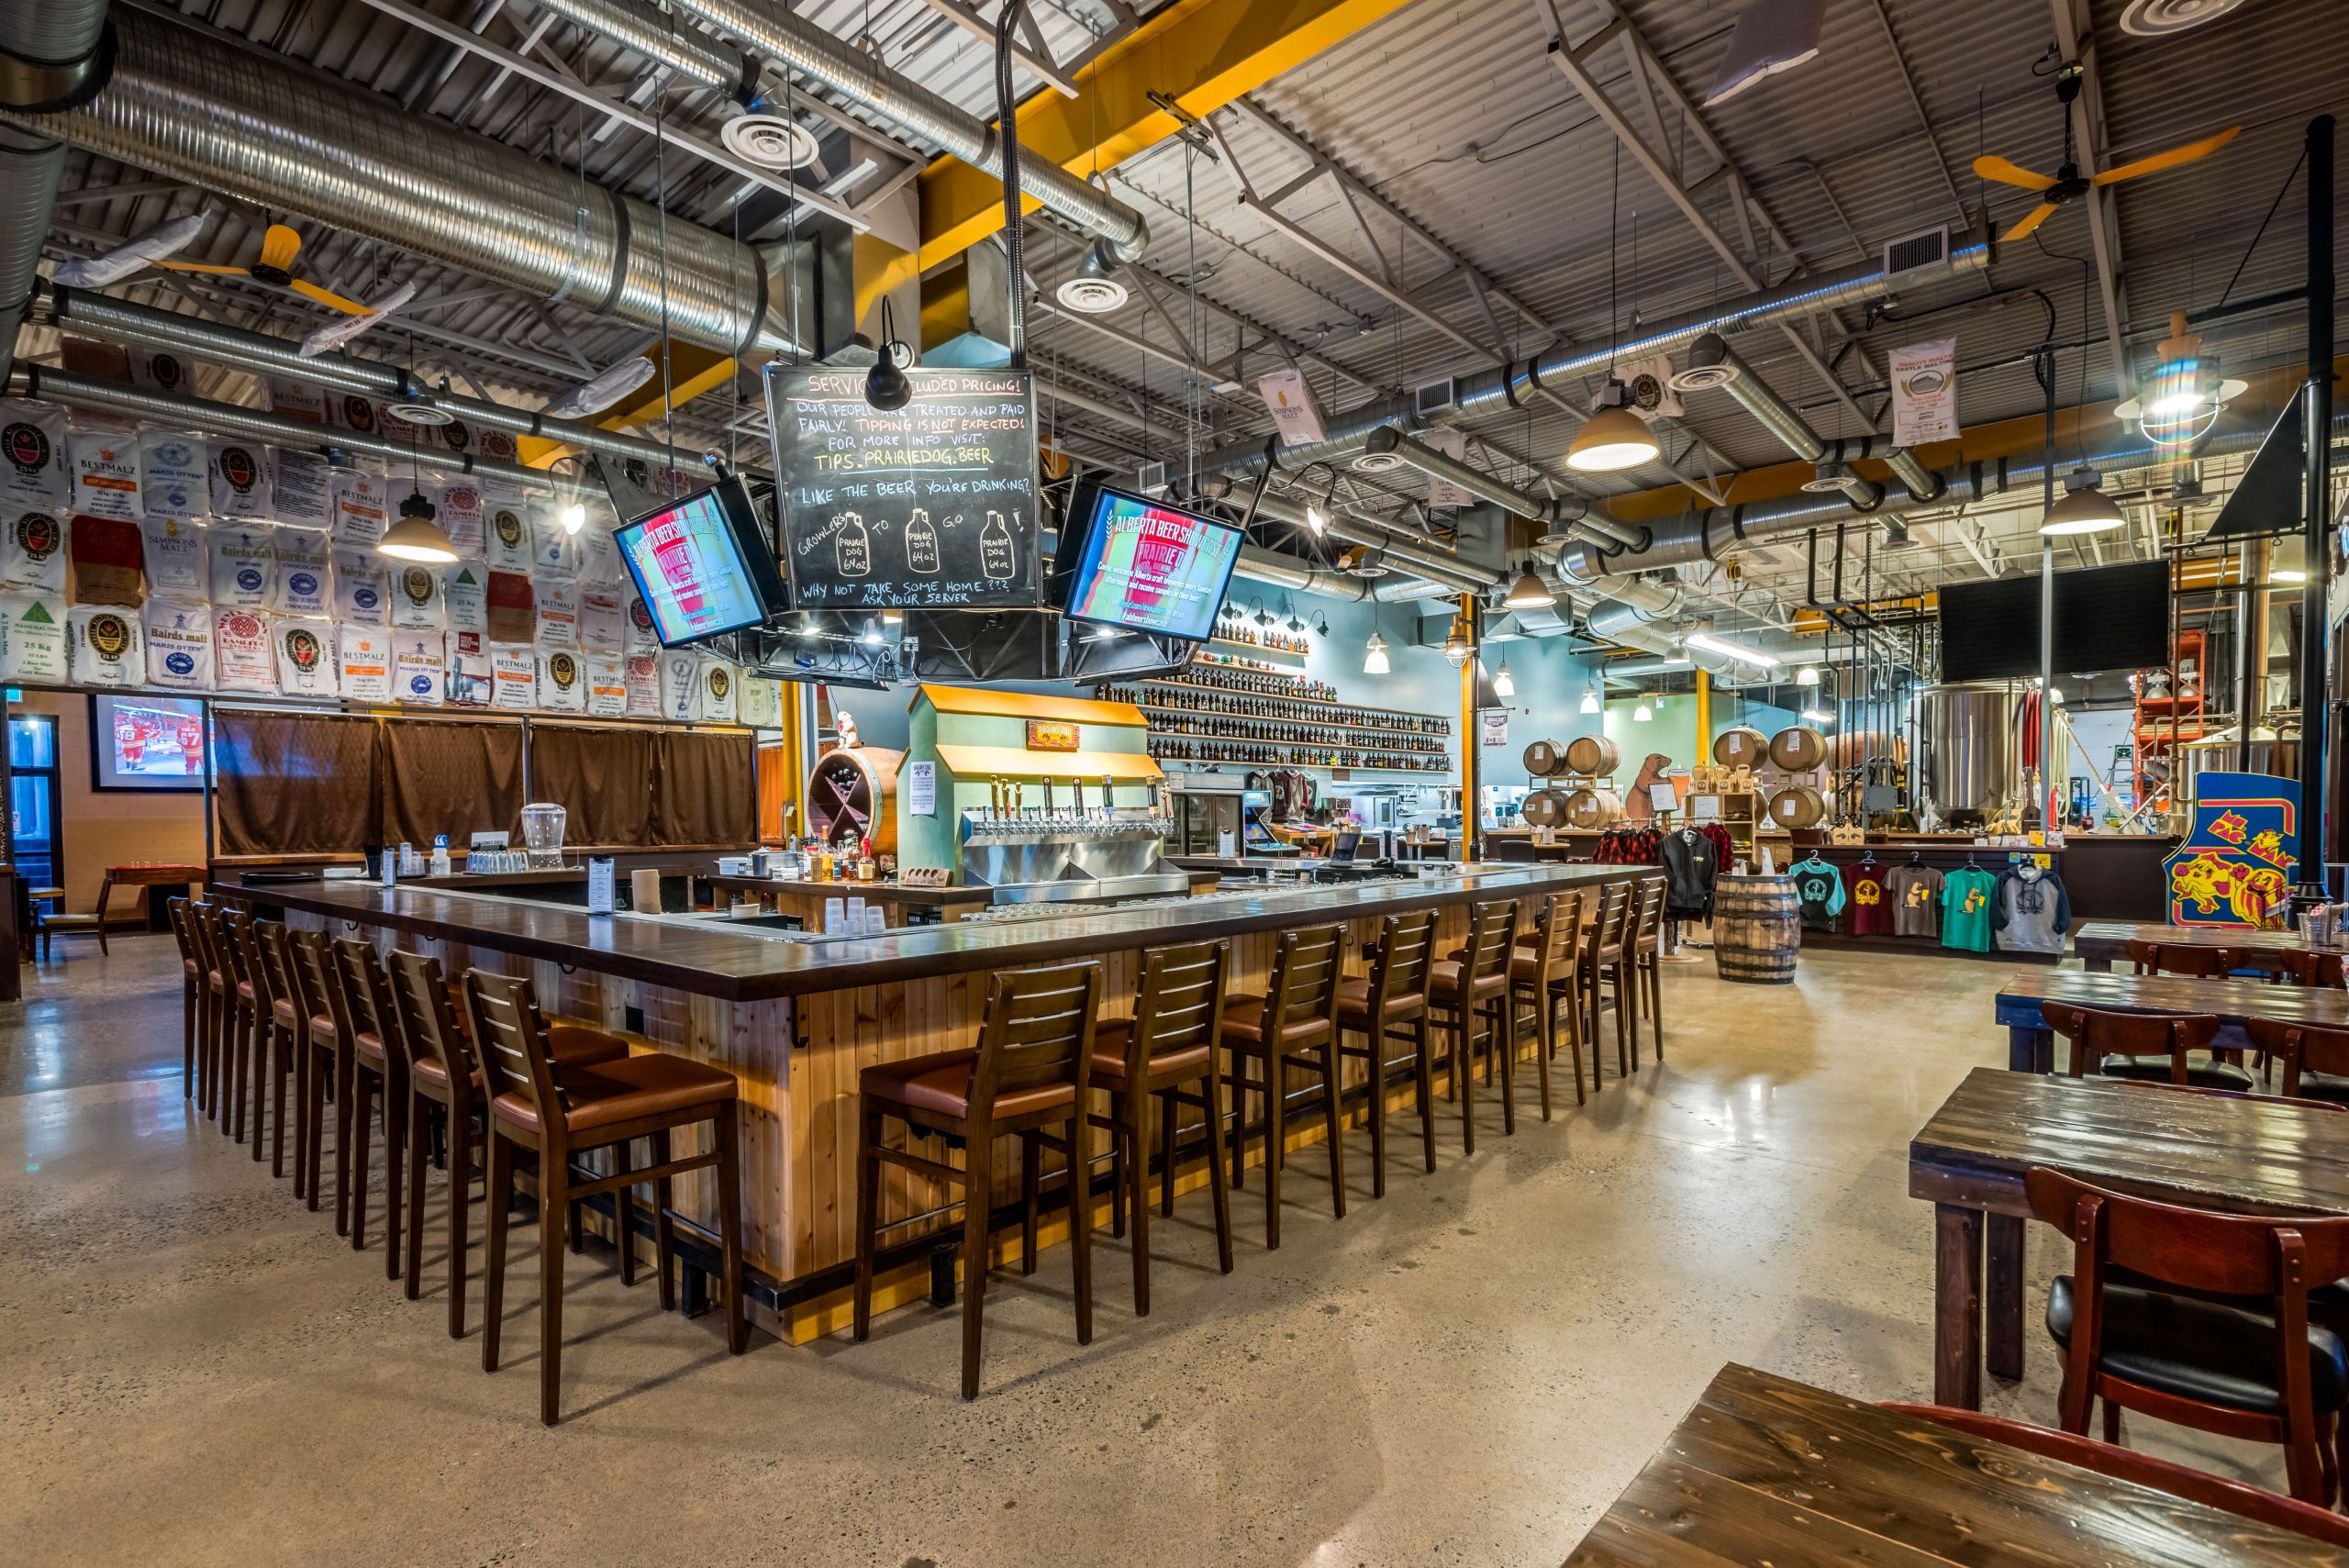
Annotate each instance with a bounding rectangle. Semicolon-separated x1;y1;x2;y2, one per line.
721;114;819;171
1882;224;1950;278
2120;0;2246;37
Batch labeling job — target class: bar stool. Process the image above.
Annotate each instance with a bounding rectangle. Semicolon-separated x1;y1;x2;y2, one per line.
852;962;1102;1399
245;918;302;1180
1334;909;1437;1192
1512;890;1586;1106
216;907;262;1147
1630;876;1666;1064
328;937;411;1273
1579;881;1634;1088
189;903;235;1128
285;929;358;1231
466;969;746;1425
167;896;202;1103
1088;939;1233;1315
1220;925;1346;1251
229;914;289;1168
1429;900;1520;1152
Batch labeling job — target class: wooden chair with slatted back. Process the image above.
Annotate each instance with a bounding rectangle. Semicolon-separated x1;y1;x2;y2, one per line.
852;962;1101;1399
1082;939;1232;1315
286;928;357;1233
1335;909;1439;1191
1219;925;1346;1251
332;937;410;1275
1513;890;1586;1106
2040;1000;2246;1091
214;906;261;1147
1578;881;1633;1089
2245;1018;2349;1109
2124;938;2236;978
2283;950;2349;989
466;969;745;1424
1430;899;1523;1153
2025;1165;2349;1505
167;896;202;1104
1631;873;1667;1064
246;918;301;1182
188;902;232;1125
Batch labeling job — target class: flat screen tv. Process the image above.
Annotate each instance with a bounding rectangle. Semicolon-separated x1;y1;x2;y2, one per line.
91;694;206;791
613;477;790;647
1059;484;1243;643
1938;561;2170;682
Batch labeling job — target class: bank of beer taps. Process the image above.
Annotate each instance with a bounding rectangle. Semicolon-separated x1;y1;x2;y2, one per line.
965;774;1173;841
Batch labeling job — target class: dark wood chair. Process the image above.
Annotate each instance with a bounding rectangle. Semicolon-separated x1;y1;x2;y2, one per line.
328;937;410;1275
213;906;262;1147
1087;939;1233;1315
166;896;203;1104
1335;908;1438;1190
2282;949;2348;989
1881;1403;2349;1549
852;962;1101;1399
1514;889;1586;1105
2025;1164;2349;1505
284;929;354;1227
1430;898;1522;1151
2040;1000;2250;1092
187;902;235;1129
1221;924;1346;1250
2248;1018;2349;1108
245;918;303;1181
466;969;746;1424
1628;875;1666;1065
2123;938;2235;978
1579;881;1634;1088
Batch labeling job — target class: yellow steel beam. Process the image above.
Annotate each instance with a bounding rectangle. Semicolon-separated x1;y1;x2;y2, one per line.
520;343;742;468
916;0;1418;271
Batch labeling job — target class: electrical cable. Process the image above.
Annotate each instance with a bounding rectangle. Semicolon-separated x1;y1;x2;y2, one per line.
2217;142;2309;311
993;0;1029;370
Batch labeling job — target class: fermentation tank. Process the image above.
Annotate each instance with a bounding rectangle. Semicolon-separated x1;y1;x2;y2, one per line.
1910;684;2022;827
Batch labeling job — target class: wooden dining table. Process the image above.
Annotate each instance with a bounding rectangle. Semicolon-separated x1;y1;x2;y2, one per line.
1562;1362;2339;1565
1909;1066;2349;1408
2074;918;2318;973
1994;966;2349;1072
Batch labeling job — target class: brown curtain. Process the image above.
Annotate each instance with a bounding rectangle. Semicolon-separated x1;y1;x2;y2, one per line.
380;717;524;849
214;709;382;856
652;729;754;846
528;724;654;848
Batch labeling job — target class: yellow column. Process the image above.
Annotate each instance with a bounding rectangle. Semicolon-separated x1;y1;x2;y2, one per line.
1695;668;1711;761
1458;596;1480;859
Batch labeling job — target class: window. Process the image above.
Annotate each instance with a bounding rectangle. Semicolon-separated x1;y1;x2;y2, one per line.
10;714;61;897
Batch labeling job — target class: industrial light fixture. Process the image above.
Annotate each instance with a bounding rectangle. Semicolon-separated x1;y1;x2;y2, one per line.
1502;561;1556;610
1800;706;1833;724
1493;660;1516;699
2039;466;2128;535
1252;599;1274;628
559;500;588;536
1579;688;1600;715
1796;665;1820;685
1285;601;1306;635
2275;568;2310;584
1632;697;1653;722
1311;612;1330;636
863;297;912;412
1442;617;1473;668
2048;685;2065;705
1363;630;1391;674
2115;311;2245;448
1686;630;1781;667
860;617;885;646
378;490;458;563
1565;380;1660;473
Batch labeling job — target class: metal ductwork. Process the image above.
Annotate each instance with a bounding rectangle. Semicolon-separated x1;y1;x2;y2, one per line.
659;0;1148;263
1684;332;1882;510
1;5;799;359
1196;230;1991;479
11;363;563;491
0;0;110;388
32;284;704;472
1358;424;1647;557
1245;486;1493;598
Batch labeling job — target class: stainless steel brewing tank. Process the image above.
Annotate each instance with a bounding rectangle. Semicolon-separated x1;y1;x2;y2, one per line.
1910;683;2021;825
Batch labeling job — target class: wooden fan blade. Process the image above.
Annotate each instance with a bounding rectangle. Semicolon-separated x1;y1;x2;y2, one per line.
1971;153;2057;192
288;278;372;316
155;261;253;276
259;223;303;272
2093;125;2243;187
1999;203;2061;244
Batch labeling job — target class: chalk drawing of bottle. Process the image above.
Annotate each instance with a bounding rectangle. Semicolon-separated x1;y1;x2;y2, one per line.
980;509;1017;580
905;508;940;574
834;511;870;576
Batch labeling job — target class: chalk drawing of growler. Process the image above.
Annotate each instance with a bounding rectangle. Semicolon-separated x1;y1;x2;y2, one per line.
980;509;1017;580
905;508;939;574
834;511;870;576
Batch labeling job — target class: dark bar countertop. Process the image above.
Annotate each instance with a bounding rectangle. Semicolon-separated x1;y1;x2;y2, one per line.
218;862;1619;1003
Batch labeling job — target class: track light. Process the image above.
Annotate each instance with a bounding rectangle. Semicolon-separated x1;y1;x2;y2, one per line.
1566;379;1660;473
1686;631;1780;667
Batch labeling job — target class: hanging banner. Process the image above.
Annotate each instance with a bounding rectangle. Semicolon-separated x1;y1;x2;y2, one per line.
737;675;782;729
585;654;628;717
68;414;145;521
214;607;275;692
267;378;328;425
1255;367;1329;445
392;631;446;706
274;527;331;616
442;562;488;633
330;466;388;546
1480;708;1508;748
144;599;216;689
71;516;145;607
483;495;535;572
67;604;144;687
489;642;537;710
1890;339;1959;447
272;449;335;529
0;400;71;507
207;439;274;518
391;561;445;628
272;617;338;698
434;480;485;556
539;647;586;713
447;629;492;706
623;651;661;715
3;505;68;592
534;580;579;649
139;429;209;518
658;648;702;721
577;588;625;652
332;545;389;626
338;624;393;701
140;516;208;599
1424;428;1474;508
699;654;739;722
0;593;66;683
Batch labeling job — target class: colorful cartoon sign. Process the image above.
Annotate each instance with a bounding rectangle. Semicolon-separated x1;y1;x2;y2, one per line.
2163;770;2299;929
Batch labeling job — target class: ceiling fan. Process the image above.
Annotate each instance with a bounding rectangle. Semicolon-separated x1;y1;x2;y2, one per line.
1972;60;2240;244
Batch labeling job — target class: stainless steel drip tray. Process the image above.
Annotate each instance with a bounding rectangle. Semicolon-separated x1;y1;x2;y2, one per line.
985;872;1193;906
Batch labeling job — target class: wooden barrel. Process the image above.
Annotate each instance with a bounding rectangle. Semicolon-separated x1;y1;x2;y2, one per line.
1564;734;1620;777
1768;726;1828;771
1522;739;1566;778
1713;873;1799;984
1520;787;1568;828
1564;787;1622;828
1712;726;1769;768
1766;784;1826;828
1829;730;1909;771
807;743;901;854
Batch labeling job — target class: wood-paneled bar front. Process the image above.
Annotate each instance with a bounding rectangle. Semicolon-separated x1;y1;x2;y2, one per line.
220;862;1627;1341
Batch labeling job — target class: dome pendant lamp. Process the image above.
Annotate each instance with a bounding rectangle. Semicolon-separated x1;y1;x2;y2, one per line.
1566;380;1659;473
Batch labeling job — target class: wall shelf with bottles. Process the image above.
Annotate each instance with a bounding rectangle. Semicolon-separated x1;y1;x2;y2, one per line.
1149;738;1451;773
1099;671;1452;738
1206;630;1308;662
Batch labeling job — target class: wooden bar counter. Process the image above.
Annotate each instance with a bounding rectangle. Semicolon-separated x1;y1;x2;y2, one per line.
221;862;1627;1341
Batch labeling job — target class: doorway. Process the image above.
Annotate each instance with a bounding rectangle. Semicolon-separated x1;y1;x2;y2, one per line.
10;712;61;900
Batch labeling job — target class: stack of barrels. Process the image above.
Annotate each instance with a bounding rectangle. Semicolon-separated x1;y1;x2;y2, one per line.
1523;736;1622;828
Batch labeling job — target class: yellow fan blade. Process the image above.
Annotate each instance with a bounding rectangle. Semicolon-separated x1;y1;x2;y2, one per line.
288;278;373;316
1999;203;2061;244
155;261;254;276
259;223;303;272
2093;124;2243;186
1971;153;2057;192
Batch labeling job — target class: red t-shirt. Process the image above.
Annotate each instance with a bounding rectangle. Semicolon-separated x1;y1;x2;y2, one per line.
1849;864;1895;936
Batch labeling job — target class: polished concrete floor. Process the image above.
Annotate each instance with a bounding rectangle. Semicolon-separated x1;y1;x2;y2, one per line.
0;936;2291;1565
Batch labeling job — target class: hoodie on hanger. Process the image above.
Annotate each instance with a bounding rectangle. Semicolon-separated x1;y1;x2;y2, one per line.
1991;864;2072;954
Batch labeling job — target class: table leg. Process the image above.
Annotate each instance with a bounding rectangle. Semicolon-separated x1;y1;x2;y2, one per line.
93;878;111;956
2081;952;2113;973
1934;1202;1984;1410
2007;1025;2053;1073
1987;1212;2025;1382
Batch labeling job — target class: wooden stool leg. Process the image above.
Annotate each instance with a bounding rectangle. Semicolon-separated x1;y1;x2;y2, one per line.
651;1128;677;1313
1263;1053;1285;1250
1019;1130;1041;1276
1491;999;1518;1137
1649;954;1666;1059
1159;1093;1177;1218
1364;1027;1386;1200
1414;1017;1437;1173
228;1003;249;1144
447;1112;473;1340
247;1005;269;1162
1318;1047;1346;1218
716;1106;745;1355
1228;1066;1248;1192
482;1130;513;1373
182;976;195;1097
351;1067;373;1252
1613;965;1631;1075
1201;1057;1233;1275
384;1081;406;1281
1453;1009;1477;1156
270;1021;289;1178
1129;1085;1152;1315
334;1039;355;1236
1530;994;1552;1121
538;1143;567;1425
616;1141;637;1287
852;1102;881;1342
960;1125;995;1400
1069;1106;1093;1348
404;1097;428;1298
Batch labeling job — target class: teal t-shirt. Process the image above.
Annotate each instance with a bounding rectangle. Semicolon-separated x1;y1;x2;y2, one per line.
1940;866;1998;951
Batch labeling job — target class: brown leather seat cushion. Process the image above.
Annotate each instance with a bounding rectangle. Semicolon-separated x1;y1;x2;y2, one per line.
1333;975;1425;1025
236;979;256;1002
351;1029;386;1062
860;1047;1077;1121
409;1054;472;1091
494;1052;739;1134
1429;959;1508;998
1089;1018;1211;1088
548;1023;629;1067
182;957;199;977
1219;993;1331;1051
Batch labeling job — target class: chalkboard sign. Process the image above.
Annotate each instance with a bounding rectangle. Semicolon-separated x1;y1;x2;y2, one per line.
763;364;1040;611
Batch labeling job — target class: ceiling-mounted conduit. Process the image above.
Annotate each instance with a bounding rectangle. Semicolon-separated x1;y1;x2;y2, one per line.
1358;426;1645;552
1683;333;1884;510
1;5;796;359
0;0;110;388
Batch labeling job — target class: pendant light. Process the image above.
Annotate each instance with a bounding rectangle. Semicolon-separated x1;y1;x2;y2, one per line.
863;298;912;412
1632;696;1653;722
1363;630;1390;674
1502;561;1556;609
1442;617;1472;668
380;489;459;562
1796;664;1820;685
1567;383;1660;473
1579;687;1600;715
1493;659;1516;699
2039;466;2127;535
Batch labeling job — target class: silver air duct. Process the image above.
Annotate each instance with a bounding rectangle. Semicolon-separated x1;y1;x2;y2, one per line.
660;0;1148;263
1357;425;1646;554
1684;332;1882;509
0;0;110;388
1197;231;1991;479
1;6;796;358
32;284;696;471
